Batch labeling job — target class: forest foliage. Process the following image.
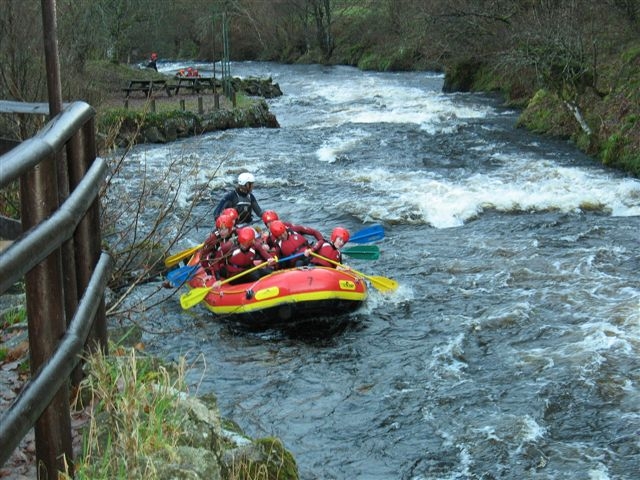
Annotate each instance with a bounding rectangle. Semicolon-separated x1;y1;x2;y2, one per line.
1;0;639;174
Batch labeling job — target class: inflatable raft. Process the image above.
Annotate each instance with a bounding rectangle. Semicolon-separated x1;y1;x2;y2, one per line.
182;254;367;324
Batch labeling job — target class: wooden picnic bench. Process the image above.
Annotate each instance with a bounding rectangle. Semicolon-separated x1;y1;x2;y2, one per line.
172;76;219;94
122;79;171;98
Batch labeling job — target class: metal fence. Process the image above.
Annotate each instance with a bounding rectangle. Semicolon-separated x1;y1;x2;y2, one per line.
0;100;111;478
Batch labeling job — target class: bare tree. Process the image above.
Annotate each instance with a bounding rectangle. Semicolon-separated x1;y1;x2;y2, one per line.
0;1;46;103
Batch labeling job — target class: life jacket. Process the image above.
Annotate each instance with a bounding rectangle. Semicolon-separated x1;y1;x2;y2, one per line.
311;241;342;267
234;189;253;223
224;245;258;276
201;231;235;272
277;230;310;257
203;228;235;250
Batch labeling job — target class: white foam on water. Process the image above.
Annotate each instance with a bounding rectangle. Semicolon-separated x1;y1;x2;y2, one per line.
588;464;611;480
338;151;640;228
427;332;468;379
518;415;547;442
321;87;492;130
315;129;371;163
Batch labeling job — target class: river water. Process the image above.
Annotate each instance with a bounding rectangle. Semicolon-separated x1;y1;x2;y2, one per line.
118;62;640;479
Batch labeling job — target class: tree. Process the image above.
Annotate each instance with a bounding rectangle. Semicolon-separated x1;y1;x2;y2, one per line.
310;0;334;59
0;1;46;103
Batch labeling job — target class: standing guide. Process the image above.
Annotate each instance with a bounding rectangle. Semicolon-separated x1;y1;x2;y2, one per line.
213;172;263;225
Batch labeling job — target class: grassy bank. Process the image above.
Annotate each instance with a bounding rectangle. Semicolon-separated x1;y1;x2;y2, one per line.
63;346;298;480
440;44;640;178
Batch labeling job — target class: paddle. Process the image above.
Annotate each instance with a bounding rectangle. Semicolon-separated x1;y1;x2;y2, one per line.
178;252;304;309
341;245;380;260
167;264;200;286
180;260;273;309
164;243;203;268
309;252;398;293
167;248;236;287
348;224;384;244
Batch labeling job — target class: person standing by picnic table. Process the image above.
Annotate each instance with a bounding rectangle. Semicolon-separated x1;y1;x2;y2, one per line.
213;172;264;225
146;52;158;71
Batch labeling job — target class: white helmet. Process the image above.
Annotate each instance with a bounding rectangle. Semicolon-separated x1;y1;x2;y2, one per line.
237;172;255;185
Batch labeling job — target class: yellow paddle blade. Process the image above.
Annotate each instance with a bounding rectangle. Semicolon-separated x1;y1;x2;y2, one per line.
180;286;212;309
164;243;203;268
366;275;399;293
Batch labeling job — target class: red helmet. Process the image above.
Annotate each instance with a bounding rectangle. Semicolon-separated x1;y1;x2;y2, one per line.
269;220;286;238
262;210;279;224
215;214;234;229
331;227;350;244
222;208;239;222
237;227;255;245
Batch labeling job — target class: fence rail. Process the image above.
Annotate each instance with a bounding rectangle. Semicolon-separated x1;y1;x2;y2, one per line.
0;100;111;477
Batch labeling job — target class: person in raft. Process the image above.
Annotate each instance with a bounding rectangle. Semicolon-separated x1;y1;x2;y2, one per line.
310;227;350;268
200;214;236;275
213;172;263;225
268;220;325;268
259;210;296;253
211;226;276;286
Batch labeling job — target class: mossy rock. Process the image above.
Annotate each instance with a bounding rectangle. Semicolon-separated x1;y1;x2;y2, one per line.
222;437;298;480
516;89;575;138
151;446;222;480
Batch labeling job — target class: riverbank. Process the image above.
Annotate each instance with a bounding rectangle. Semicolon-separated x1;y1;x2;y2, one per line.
440;43;640;178
0;304;299;479
96;73;282;150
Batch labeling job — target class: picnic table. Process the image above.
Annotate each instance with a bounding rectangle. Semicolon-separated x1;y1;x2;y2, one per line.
122;79;171;98
172;76;218;94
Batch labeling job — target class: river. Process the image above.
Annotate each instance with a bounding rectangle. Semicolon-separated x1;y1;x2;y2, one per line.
115;62;640;479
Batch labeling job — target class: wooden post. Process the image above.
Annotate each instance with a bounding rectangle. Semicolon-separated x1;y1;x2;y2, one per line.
151;99;156;113
180;99;185;111
214;93;219;110
232;91;237;108
36;1;73;476
198;96;204;114
71;119;108;353
124;99;129;110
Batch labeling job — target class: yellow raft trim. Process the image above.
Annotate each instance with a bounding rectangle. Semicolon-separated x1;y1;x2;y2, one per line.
201;289;366;315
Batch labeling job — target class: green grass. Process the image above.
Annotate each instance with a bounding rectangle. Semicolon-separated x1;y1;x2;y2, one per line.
2;306;26;328
63;346;299;480
67;347;188;479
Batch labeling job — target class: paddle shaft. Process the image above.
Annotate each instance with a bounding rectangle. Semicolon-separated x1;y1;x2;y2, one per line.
309;252;398;292
164;243;204;267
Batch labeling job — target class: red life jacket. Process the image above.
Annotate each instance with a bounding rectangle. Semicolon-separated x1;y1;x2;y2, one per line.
201;229;235;263
311;241;342;267
277;231;309;257
224;246;258;276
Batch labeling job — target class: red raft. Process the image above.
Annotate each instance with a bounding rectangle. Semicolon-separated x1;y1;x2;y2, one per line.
185;253;368;324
